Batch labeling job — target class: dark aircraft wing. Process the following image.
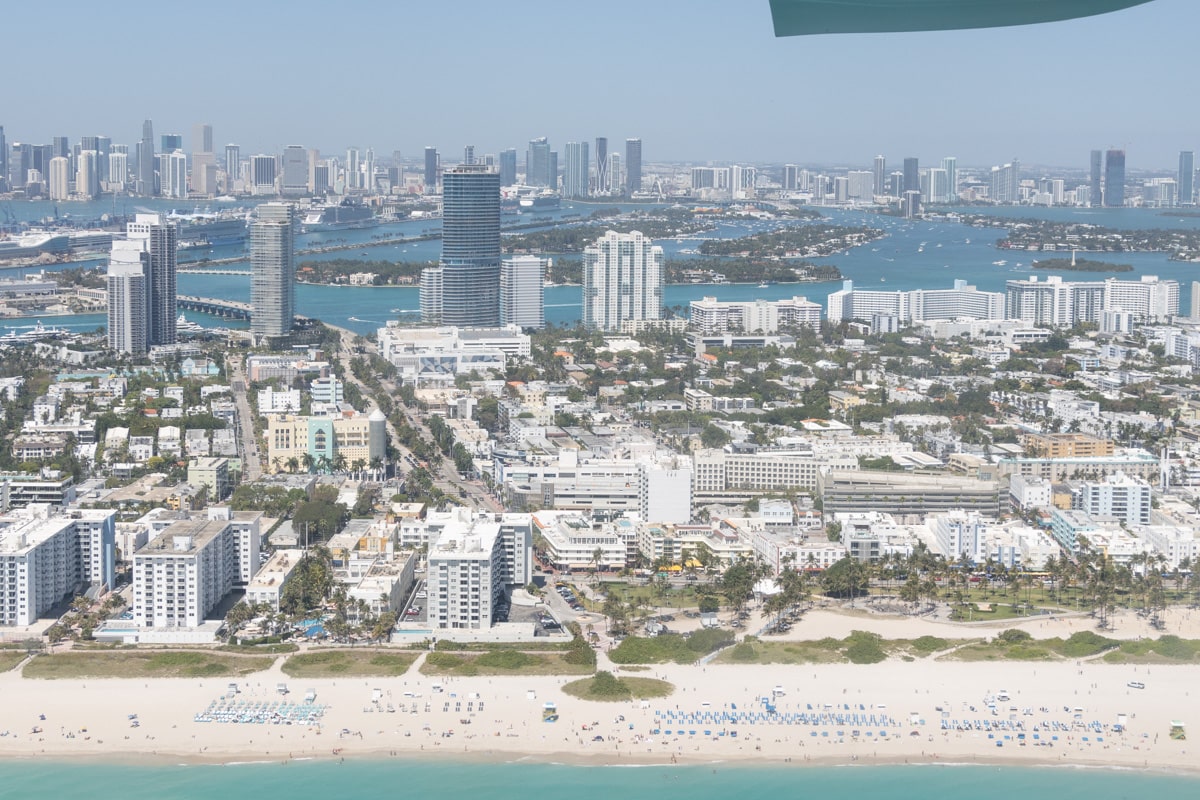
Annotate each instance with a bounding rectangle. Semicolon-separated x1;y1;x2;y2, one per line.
769;0;1156;36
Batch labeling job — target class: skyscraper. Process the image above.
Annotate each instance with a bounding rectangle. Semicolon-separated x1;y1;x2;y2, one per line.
161;150;188;198
192;123;213;155
526;137;551;187
500;256;546;329
125;214;178;346
1090;150;1103;208
251;154;277;195
902;157;920;194
75;150;99;199
595;137;608;194
941;156;957;202
625;138;642;194
106;240;149;354
281;146;307;195
581;230;663;331
1104;149;1125;208
48;157;70;201
463;145;475;165
548;150;558;191
1179;150;1194;207
250;203;296;339
873;155;886;198
138;119;156;196
424;146;439;192
161;133;182;152
420;164;501;327
563;141;589;198
608;153;622;194
225;144;240;187
498;148;517;186
0;125;7;186
783;165;800;191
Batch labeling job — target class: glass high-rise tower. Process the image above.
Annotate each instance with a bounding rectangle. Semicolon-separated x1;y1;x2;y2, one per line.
625;138;642;194
1179;151;1194;207
251;203;297;339
421;164;501;327
1104;149;1125;208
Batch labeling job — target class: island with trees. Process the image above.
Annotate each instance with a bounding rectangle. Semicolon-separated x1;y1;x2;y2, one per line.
957;213;1200;260
1028;257;1133;272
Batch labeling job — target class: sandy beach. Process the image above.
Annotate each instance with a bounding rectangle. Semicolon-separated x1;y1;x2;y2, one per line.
0;608;1193;773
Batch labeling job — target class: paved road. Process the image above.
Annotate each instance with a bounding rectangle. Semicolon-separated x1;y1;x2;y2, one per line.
229;355;263;482
324;324;503;513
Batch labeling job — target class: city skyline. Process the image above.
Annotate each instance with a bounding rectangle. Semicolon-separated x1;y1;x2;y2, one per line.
1;1;1197;168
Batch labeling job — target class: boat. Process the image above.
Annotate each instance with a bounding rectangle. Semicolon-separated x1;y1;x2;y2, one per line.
175;313;205;334
0;320;70;343
757;281;770;288
519;191;561;211
992;260;1007;266
168;208;250;248
301;198;379;232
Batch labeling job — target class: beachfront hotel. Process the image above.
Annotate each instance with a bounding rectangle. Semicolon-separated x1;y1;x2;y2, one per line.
131;510;261;630
0;505;116;626
425;509;532;630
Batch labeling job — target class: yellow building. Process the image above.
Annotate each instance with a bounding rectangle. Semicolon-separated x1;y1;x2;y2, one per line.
1021;432;1114;459
265;409;387;473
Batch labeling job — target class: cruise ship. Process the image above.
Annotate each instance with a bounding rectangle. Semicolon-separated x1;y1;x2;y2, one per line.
301;198;378;232
501;186;562;213
0;230;70;261
167;208;250;248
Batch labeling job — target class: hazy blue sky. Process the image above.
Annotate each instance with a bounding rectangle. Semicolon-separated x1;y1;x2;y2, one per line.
2;0;1195;169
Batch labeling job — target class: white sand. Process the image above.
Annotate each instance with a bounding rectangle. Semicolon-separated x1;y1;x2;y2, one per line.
0;626;1193;772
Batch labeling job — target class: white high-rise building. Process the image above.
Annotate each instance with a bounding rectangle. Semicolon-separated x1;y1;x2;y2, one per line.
159;150;187;198
926;167;950;204
75;150;99;199
846;170;874;202
1103;275;1179;323
132;516;259;629
828;280;1003;324
425;510;532;630
500;255;546;329
106;241;149;354
581;231;663;331
106;152;128;192
48;156;70;201
0;506;116;626
562;141;589;198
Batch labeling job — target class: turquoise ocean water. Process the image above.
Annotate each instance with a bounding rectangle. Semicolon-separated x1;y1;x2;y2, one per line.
1;761;1196;800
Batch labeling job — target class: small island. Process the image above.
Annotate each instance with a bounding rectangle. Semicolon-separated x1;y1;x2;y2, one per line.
1029;257;1134;272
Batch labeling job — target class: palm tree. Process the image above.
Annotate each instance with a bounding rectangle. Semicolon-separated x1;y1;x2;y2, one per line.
300;453;315;474
286;457;300;473
352;459;366;479
332;453;348;474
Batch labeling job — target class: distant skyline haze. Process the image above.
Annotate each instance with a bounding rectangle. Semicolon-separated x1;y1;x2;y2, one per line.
0;0;1194;168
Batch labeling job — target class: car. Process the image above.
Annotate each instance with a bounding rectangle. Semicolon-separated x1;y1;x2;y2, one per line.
1127;681;1145;689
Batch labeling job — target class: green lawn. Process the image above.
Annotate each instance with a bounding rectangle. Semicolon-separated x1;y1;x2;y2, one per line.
562;674;674;702
281;650;417;678
0;651;28;672
713;633;974;665
420;650;594;677
24;650;274;679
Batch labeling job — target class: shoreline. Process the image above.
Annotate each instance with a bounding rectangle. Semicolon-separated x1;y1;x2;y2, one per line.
0;657;1192;773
